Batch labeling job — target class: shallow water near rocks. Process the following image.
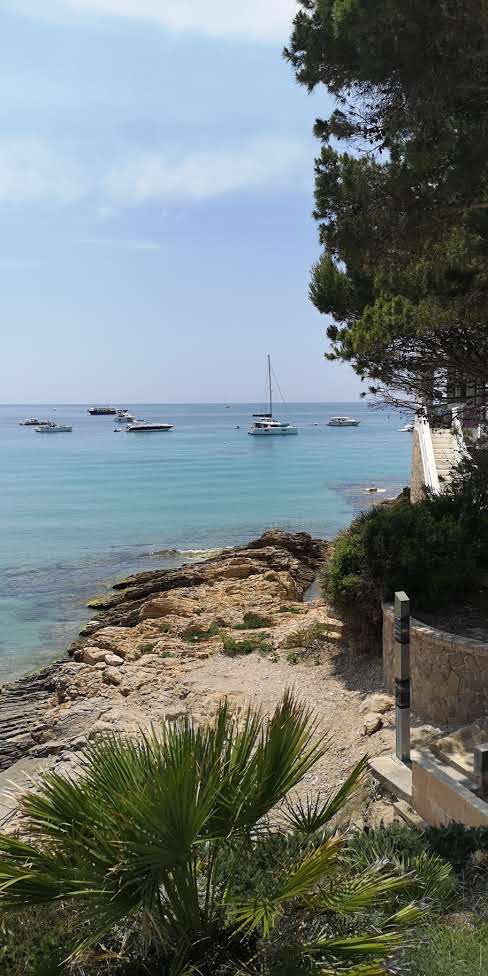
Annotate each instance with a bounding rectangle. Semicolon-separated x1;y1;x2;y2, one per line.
0;402;411;681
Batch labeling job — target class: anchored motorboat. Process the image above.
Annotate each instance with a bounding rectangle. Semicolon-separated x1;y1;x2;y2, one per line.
116;410;134;422
20;418;55;427
327;416;360;427
399;422;415;432
87;406;117;415
126;422;174;432
248;356;298;436
35;424;72;433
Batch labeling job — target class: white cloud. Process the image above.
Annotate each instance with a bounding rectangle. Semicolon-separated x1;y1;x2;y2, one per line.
13;0;297;41
0;137;305;207
106;139;305;204
0;140;86;203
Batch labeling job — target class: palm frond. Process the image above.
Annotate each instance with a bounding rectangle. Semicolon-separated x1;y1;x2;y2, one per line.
313;868;414;915
315;965;387;976
283;757;368;834
384;901;424;928
303;929;404;959
228;838;343;937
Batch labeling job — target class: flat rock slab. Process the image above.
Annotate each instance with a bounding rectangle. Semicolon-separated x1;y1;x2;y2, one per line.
0;757;51;827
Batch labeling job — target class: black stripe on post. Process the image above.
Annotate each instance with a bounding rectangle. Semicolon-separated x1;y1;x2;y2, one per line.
395;677;410;710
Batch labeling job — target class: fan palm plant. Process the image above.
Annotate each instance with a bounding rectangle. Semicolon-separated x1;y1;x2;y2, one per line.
0;692;421;974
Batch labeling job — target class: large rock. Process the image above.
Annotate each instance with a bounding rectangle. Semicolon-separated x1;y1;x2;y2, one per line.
83;647;107;666
140;594;197;620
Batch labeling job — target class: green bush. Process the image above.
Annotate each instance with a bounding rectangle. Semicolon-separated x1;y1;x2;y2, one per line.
348;825;456;908
320;495;488;647
234;611;273;630
221;634;271;656
283;621;330;649
424;823;488;870
181;621;223;643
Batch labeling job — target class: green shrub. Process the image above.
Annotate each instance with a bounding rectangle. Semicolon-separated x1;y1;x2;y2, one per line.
181;621;223;643
424;823;488;870
286;651;300;665
138;641;156;654
157;623;172;634
221;634;271;656
234;611;273;630
348;826;456;908
283;621;329;649
278;606;303;614
320;495;488;648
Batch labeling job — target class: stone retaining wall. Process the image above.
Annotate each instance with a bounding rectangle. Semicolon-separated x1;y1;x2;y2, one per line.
383;603;488;724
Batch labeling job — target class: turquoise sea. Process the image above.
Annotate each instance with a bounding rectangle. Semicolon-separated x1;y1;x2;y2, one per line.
0;403;412;682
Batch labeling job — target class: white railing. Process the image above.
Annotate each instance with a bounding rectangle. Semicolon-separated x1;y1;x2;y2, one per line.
416;415;440;494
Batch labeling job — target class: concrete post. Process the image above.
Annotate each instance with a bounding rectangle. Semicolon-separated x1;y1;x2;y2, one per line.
394;591;411;764
474;743;488;797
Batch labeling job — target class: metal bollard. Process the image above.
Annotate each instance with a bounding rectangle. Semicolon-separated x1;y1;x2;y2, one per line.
394;591;411;764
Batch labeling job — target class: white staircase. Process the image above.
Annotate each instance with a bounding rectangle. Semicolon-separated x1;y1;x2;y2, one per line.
430;428;461;487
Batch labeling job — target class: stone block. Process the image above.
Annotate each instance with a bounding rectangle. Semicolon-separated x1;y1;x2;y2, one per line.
82;646;107;666
104;652;124;667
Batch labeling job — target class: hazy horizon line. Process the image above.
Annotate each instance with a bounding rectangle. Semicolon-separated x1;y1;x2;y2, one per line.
1;399;367;407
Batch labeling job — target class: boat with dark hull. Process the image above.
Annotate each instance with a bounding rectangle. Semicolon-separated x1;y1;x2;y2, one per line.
126;422;174;432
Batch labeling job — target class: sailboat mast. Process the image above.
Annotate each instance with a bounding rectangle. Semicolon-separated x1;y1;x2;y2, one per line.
268;354;272;417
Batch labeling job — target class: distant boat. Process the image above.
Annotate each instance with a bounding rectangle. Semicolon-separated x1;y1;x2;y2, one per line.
248;356;298;436
328;416;360;427
20;418;54;427
88;406;117;415
399;422;415;432
116;410;134;422
35;424;72;433
126;422;174;432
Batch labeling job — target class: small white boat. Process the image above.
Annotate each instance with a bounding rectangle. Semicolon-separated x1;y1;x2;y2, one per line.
126;422;174;432
35;424;72;433
399;422;415;432
116;410;134;422
327;416;360;427
248;356;298;436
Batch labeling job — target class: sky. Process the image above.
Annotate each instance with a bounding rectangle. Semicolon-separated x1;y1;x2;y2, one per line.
0;0;362;403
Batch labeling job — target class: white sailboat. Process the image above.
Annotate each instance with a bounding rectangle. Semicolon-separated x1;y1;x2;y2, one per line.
248;356;298;436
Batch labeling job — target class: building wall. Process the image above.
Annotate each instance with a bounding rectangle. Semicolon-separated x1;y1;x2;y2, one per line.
383;603;488;724
410;429;426;503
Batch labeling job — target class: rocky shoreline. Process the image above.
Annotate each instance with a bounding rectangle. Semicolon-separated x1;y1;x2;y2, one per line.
2;526;445;832
0;530;328;776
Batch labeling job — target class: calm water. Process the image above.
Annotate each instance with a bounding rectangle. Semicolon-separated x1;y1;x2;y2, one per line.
0;403;412;681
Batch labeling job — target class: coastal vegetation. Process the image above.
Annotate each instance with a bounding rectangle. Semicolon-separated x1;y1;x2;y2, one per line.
221;632;272;656
321;447;488;647
234;612;273;630
283;621;330;649
285;0;488;406
0;693;427;974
